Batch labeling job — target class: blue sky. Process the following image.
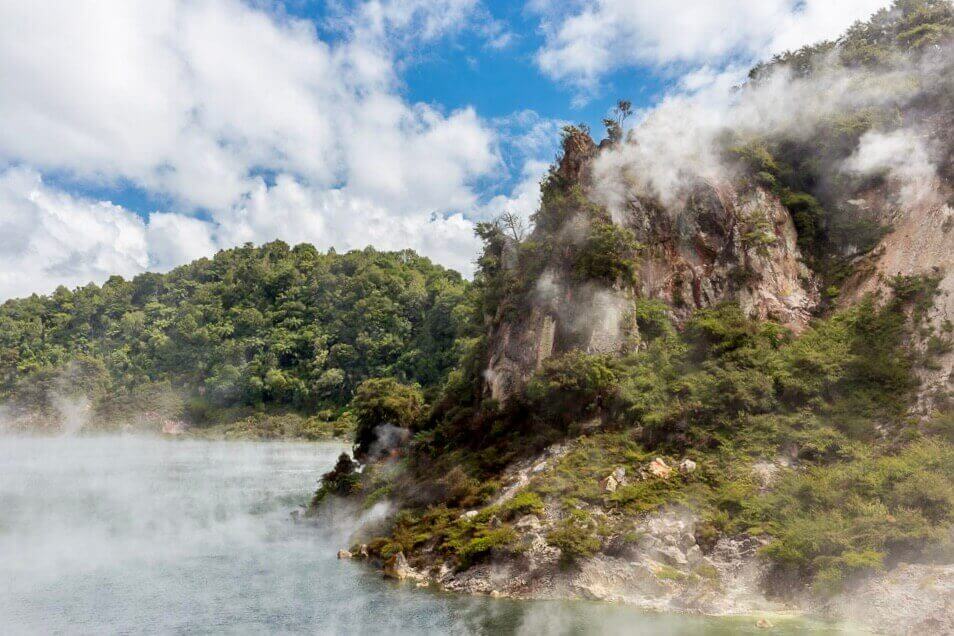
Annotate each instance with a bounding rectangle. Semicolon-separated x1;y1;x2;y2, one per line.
0;0;890;298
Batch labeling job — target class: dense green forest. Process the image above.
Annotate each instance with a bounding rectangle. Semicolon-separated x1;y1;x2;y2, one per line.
0;242;470;436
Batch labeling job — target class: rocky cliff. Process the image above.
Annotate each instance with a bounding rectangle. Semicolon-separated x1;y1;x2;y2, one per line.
485;129;823;402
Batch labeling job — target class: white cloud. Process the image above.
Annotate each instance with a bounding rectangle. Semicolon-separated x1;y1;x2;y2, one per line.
0;168;149;298
145;213;217;271
477;159;550;225
0;0;543;297
533;0;890;91
0;0;501;211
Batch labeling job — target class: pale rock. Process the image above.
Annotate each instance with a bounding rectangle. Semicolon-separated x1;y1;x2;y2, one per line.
686;544;703;565
599;474;620;492
337;549;352;560
515;514;542;531
751;461;780;490
678;459;697;475
648;458;673;479
657;544;688;567
460;510;479;520
612;466;627;484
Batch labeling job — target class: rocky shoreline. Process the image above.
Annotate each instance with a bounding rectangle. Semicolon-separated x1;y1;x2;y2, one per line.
338;523;952;635
326;442;954;636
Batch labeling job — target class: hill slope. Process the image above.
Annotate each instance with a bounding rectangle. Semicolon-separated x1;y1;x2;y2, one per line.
317;2;954;630
0;242;469;436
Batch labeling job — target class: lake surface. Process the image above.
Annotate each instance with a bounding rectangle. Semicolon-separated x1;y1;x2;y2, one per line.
0;436;855;635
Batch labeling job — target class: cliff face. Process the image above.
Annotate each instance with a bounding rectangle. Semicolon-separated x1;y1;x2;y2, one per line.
842;175;954;411
486;107;954;406
484;133;820;402
621;179;818;329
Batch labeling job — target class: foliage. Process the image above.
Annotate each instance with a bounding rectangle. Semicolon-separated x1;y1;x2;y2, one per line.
547;509;602;566
573;221;642;285
524;352;622;432
760;439;954;593
308;452;360;512
351;377;423;458
0;242;467;431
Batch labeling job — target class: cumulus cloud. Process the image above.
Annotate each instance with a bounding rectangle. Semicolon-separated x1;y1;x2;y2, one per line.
0;165;487;299
0;0;499;211
0;169;154;297
0;0;543;298
532;0;890;91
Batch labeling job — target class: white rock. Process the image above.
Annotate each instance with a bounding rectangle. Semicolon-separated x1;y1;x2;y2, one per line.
679;459;697;475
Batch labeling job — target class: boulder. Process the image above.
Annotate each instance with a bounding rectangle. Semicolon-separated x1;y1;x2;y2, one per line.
599;474;620;493
337;549;352;559
515;514;542;531
460;510;479;520
678;459;697;475
648;458;673;479
383;552;411;580
656;544;688;566
612;466;627;484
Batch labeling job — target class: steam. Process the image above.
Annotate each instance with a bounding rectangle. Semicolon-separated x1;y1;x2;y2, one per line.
590;49;951;214
534;269;629;353
51;393;91;436
368;422;411;458
845;128;943;208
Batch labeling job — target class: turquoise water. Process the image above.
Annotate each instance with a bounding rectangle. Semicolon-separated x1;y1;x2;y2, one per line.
0;436;855;634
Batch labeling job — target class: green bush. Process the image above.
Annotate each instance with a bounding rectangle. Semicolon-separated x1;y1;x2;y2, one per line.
308;453;360;513
573;221;642;285
760;439;954;594
352;377;423;458
502;491;545;519
525;352;622;430
547;509;602;566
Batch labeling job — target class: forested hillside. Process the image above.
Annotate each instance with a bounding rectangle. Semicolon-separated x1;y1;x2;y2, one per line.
313;2;954;628
0;242;470;435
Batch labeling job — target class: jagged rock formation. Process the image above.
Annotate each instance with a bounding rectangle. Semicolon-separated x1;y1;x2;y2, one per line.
621;180;818;329
485;131;820;402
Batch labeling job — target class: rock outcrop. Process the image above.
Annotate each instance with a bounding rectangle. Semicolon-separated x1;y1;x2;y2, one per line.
621;180;819;329
483;130;820;403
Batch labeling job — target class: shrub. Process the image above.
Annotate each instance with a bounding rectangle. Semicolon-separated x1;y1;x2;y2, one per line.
573;221;642;285
458;527;518;567
352;377;423;459
502;491;545;519
525;352;621;430
547;509;602;566
759;439;954;594
307;452;360;513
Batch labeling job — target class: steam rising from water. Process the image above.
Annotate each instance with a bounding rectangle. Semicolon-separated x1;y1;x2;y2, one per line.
0;436;830;634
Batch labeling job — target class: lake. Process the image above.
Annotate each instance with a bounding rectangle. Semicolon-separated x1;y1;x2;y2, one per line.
0;436;854;634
